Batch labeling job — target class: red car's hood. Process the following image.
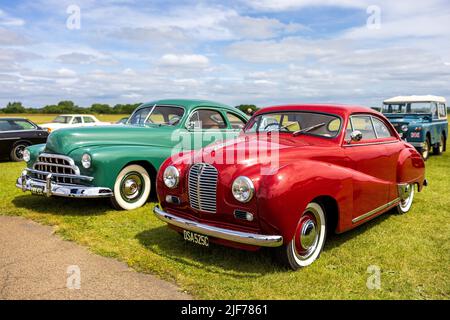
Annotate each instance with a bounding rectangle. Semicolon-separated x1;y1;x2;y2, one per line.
181;132;339;186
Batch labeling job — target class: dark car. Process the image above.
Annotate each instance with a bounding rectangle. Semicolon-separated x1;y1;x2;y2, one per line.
0;118;49;161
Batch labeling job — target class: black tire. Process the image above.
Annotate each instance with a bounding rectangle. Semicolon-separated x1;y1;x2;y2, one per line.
275;202;327;270
419;137;431;161
9;142;29;162
433;134;445;155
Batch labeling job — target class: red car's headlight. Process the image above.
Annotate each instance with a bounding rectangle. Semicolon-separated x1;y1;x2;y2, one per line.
163;165;180;189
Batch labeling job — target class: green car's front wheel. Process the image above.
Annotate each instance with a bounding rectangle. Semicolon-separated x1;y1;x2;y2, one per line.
110;164;151;210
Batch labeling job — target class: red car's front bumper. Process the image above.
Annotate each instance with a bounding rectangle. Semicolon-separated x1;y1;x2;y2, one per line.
153;206;283;248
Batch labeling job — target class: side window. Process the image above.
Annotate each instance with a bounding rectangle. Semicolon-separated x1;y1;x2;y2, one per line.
14;120;35;130
0;120;12;131
431;102;439;119
83;117;95;123
372;117;393;138
226;113;246;129
438;103;447;118
72;117;82;124
189;109;227;130
351;116;376;140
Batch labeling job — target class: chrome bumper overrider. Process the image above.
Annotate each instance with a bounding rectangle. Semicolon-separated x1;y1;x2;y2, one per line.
153;206;283;247
16;169;113;198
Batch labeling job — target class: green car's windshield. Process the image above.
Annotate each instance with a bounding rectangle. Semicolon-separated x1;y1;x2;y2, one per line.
128;105;185;126
244;111;342;138
382;102;432;114
53;116;72;123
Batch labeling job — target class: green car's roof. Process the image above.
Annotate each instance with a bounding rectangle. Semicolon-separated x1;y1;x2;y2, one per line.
138;99;243;114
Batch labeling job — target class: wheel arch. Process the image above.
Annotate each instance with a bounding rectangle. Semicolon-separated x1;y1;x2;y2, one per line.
311;195;339;235
12;139;32;147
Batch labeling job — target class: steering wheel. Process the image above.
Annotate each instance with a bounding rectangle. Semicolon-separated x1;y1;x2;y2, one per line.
168;115;181;126
263;122;281;131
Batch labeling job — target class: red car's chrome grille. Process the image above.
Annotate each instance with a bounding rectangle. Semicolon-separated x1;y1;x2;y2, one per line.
33;154;79;185
188;163;218;213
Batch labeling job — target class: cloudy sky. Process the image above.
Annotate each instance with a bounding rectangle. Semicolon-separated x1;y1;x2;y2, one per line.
1;0;450;108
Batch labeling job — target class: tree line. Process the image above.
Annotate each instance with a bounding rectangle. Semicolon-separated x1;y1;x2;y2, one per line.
0;101;142;115
0;101;259;115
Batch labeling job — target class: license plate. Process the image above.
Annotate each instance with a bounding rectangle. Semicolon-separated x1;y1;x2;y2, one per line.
183;230;209;247
30;185;45;196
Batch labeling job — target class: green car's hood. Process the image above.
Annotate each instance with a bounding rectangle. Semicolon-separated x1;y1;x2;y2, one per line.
45;125;177;154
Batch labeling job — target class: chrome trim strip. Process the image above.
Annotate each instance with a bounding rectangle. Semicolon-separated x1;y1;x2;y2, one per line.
0;137;21;140
352;198;400;223
153;206;283;247
16;175;112;198
343;140;399;147
26;168;94;181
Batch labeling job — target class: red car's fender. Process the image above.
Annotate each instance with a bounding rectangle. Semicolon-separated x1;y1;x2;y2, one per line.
397;144;426;190
257;160;354;244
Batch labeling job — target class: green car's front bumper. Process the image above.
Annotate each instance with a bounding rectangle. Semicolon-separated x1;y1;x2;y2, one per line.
16;169;113;198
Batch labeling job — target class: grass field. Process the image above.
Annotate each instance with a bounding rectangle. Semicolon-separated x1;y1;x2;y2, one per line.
1;114;128;124
0;144;449;299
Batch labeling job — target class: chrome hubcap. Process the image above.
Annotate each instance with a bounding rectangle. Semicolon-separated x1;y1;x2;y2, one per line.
399;184;412;202
294;211;321;260
121;173;143;201
300;220;317;250
400;184;414;210
15;145;25;158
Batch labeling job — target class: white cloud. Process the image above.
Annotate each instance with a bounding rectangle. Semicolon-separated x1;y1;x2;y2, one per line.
159;54;210;68
226;37;339;63
244;0;365;11
0;9;25;26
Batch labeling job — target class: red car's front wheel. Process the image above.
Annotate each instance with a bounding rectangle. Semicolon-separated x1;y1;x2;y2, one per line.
277;202;327;270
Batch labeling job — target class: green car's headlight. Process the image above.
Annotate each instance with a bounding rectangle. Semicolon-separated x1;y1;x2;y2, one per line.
163;166;179;189
232;176;254;203
81;153;91;169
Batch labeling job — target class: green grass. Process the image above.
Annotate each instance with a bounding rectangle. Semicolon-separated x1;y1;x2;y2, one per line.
1;114;128;125
0;153;449;299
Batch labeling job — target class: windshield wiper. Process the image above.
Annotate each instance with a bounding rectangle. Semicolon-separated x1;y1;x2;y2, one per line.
292;123;326;137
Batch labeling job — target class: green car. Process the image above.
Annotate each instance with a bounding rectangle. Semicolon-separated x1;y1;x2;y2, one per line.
16;99;248;210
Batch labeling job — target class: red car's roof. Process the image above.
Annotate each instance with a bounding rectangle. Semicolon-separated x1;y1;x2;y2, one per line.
254;104;378;117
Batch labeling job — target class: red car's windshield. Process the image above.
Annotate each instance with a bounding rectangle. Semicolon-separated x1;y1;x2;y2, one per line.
244;111;342;138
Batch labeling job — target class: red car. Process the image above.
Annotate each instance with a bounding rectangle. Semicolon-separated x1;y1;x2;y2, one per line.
154;104;426;269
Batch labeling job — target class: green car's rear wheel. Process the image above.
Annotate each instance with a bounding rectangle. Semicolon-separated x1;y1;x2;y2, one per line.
110;164;151;210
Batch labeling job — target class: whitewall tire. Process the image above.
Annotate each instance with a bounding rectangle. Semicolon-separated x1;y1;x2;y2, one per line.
110;164;151;210
396;183;415;214
277;202;327;270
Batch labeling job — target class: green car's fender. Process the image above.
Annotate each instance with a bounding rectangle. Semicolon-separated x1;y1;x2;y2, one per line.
69;145;174;190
